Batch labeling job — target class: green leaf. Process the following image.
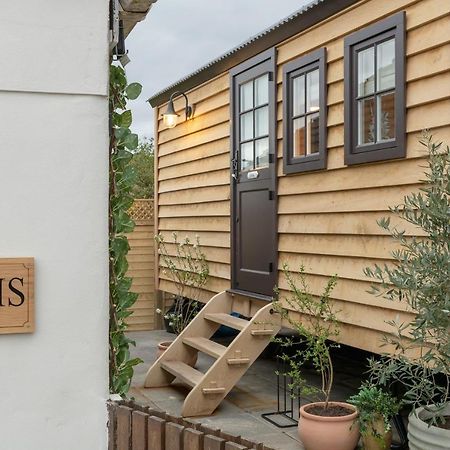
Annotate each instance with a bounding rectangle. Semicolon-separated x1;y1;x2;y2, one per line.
114;127;130;140
113;148;133;168
120;110;132;128
124;133;138;150
126;83;142;100
111;236;130;256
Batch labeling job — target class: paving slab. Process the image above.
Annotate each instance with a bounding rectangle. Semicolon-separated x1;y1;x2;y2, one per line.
128;330;369;450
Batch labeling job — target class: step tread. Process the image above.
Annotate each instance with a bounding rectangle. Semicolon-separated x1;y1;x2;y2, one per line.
182;337;226;359
204;313;249;331
160;360;203;387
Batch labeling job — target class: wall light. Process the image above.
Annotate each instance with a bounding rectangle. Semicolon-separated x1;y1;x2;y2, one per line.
162;91;193;128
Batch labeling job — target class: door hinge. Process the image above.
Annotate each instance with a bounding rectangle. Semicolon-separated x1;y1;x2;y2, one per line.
268;190;275;200
268;71;274;82
269;154;274;164
269;262;273;273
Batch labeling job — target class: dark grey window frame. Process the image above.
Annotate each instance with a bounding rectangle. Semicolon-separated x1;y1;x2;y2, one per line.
344;11;406;165
283;47;327;174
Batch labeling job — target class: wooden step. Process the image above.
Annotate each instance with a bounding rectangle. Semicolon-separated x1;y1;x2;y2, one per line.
160;361;203;388
204;313;249;331
250;329;275;336
182;337;226;359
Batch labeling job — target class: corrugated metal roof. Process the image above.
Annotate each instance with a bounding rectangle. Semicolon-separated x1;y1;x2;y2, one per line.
148;0;359;106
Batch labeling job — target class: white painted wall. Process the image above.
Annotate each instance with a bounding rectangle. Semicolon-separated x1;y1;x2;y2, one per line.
0;2;109;449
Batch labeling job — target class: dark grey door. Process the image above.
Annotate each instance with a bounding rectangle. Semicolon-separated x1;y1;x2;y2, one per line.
230;49;277;297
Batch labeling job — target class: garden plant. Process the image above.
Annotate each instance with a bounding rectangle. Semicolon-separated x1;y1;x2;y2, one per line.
365;134;450;448
109;64;143;395
273;264;360;450
155;232;209;335
348;384;400;450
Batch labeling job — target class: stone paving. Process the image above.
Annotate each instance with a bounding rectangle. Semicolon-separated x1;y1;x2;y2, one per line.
129;330;370;450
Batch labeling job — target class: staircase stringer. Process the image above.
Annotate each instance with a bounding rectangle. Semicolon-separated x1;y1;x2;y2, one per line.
144;290;233;388
181;302;281;417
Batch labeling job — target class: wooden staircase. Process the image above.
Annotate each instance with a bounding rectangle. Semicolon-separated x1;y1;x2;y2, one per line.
144;290;281;417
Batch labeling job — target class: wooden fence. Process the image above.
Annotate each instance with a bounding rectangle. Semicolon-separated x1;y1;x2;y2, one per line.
108;400;275;450
126;199;156;331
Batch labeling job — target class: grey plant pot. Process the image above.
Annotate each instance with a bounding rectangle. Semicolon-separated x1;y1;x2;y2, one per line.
408;403;450;450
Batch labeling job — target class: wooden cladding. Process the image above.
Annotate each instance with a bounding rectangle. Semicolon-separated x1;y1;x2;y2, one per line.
108;400;275;450
153;0;450;353
0;258;34;335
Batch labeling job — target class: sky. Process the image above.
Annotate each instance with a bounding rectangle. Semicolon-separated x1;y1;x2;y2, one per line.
125;0;310;140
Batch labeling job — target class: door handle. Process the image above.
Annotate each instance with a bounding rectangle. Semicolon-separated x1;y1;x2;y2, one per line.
231;154;239;180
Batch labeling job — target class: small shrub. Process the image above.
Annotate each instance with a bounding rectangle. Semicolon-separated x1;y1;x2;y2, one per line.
273;264;339;409
348;384;400;448
365;133;450;425
156;232;209;334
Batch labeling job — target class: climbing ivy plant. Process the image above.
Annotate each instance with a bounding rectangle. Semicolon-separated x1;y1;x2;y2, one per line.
109;64;143;395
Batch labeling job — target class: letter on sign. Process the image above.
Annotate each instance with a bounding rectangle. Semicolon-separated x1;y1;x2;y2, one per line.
0;258;34;334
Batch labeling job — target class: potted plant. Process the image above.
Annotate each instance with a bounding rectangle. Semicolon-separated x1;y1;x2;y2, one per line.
273;264;360;450
155;232;209;365
348;384;400;450
365;134;450;450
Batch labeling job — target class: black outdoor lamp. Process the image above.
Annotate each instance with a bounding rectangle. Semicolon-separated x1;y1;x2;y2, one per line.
162;91;193;128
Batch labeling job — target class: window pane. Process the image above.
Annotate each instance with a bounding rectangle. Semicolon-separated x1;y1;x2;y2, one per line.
240;81;253;112
255;138;269;168
377;38;395;91
240;111;253;141
293;74;305;117
307;69;320;112
255;74;269;107
377;91;395;141
358;97;375;145
358;47;375;96
306;113;320;154
240;142;253;172
293;117;306;157
255;106;268;138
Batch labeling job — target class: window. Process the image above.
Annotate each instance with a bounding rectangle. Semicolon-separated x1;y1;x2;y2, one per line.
344;12;405;165
239;73;270;172
230;48;276;184
283;48;327;174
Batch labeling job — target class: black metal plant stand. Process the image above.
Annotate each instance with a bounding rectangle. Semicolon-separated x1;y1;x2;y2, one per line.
262;356;300;428
390;413;408;450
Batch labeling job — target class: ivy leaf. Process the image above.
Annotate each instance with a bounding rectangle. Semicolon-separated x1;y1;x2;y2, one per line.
124;133;138;150
114;209;135;234
114;127;130;140
113;149;133;168
126;83;142;100
110;65;127;89
114;255;129;278
120;110;132;128
111;236;130;257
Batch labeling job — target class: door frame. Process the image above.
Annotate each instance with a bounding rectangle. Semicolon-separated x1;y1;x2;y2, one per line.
229;48;278;298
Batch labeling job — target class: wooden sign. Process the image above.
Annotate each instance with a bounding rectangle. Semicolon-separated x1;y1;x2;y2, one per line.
0;258;34;334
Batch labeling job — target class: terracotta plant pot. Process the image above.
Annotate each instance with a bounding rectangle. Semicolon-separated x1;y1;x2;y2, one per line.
362;416;392;450
408;403;450;450
156;340;198;367
298;402;360;450
156;340;173;360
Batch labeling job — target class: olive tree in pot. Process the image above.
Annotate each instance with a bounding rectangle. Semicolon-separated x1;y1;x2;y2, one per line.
155;232;209;366
365;134;450;450
348;384;400;450
272;264;360;450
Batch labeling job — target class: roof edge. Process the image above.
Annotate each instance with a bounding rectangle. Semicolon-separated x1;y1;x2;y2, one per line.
148;0;360;107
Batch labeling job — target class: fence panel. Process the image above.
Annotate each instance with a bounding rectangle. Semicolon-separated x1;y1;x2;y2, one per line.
126;199;156;331
107;401;276;450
